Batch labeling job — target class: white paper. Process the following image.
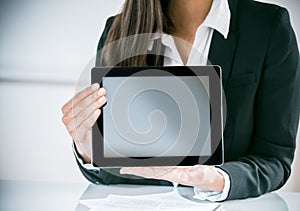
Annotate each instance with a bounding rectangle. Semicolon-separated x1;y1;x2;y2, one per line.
79;190;221;211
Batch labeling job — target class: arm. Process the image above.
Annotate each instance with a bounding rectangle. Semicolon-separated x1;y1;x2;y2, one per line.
220;7;300;200
117;7;300;201
72;16;173;187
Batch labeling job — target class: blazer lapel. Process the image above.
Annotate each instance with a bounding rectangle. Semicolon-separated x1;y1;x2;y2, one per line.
208;0;239;90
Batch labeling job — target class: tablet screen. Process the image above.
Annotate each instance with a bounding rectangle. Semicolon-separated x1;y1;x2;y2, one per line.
103;76;211;158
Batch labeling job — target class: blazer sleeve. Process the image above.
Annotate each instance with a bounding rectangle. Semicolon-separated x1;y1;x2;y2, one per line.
220;7;300;200
76;16;173;187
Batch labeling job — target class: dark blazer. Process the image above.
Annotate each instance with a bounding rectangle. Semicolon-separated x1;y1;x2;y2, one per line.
76;0;300;200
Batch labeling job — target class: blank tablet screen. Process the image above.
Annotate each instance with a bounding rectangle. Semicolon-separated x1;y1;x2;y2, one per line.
102;76;211;158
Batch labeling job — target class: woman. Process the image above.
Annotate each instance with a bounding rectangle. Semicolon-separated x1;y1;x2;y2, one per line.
61;0;300;201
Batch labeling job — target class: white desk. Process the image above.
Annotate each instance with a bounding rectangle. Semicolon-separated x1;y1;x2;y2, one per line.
0;180;299;211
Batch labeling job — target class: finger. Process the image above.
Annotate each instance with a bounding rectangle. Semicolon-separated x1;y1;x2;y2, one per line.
120;166;196;185
120;165;213;188
71;89;106;118
156;166;209;187
120;166;189;175
120;167;176;178
61;83;99;114
120;167;197;186
73;96;107;128
158;168;190;184
62;89;106;133
74;109;101;143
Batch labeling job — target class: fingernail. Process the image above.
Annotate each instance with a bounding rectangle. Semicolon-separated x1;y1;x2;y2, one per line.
98;96;106;104
98;89;104;96
92;83;99;90
94;109;100;116
120;168;126;174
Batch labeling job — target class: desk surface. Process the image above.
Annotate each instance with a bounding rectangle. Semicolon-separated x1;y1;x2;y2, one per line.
0;180;299;211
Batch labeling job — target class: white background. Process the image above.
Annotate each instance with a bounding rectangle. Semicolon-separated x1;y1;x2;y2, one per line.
0;0;299;191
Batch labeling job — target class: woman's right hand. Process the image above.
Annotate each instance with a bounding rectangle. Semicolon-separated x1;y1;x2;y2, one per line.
61;83;107;163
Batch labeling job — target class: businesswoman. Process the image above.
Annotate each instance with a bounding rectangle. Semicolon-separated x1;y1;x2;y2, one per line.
61;0;300;200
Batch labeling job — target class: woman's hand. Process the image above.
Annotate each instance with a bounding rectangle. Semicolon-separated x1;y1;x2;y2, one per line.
61;83;107;163
120;165;225;191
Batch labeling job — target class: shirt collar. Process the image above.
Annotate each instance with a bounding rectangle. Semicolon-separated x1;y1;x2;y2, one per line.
148;0;231;51
202;0;231;39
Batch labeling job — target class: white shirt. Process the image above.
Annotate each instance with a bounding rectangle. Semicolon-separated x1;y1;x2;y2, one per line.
74;0;231;202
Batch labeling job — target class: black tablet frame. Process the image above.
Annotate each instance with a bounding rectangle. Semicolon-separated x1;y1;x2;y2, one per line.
91;66;223;167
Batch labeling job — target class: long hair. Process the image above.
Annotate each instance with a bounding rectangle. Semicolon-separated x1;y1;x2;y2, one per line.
102;0;174;66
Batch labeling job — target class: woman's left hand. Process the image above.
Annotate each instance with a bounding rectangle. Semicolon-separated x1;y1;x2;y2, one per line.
120;165;225;191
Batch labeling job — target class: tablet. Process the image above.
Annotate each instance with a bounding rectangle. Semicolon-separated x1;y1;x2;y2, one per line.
91;66;223;167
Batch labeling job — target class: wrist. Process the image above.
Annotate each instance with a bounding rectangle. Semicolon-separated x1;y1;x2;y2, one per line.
214;167;225;191
74;141;91;163
201;166;225;191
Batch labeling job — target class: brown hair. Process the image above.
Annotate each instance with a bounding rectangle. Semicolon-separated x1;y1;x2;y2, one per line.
102;0;174;66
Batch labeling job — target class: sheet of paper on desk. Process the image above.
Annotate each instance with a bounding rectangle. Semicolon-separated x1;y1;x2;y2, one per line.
79;190;221;211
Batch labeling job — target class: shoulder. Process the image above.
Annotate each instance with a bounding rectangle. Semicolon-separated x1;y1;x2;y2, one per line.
105;15;116;28
101;15;117;36
96;15;118;51
236;0;290;25
232;0;292;45
237;0;284;15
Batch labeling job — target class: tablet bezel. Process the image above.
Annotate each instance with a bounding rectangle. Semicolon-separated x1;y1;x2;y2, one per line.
91;66;223;167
